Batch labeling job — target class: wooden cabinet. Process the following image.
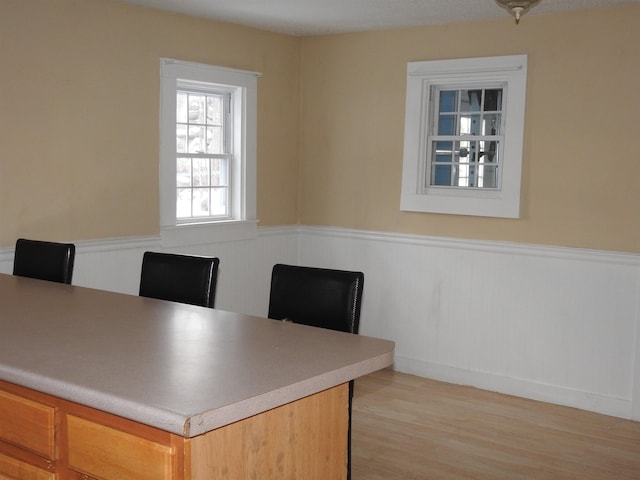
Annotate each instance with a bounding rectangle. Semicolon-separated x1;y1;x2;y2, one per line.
0;452;55;480
0;380;184;480
0;389;56;480
0;379;348;480
67;416;175;480
0;391;55;460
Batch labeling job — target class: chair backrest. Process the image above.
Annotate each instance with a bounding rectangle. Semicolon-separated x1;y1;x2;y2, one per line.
13;238;76;285
268;264;364;334
139;252;220;308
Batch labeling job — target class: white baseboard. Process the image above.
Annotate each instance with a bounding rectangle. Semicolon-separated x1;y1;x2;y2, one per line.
393;355;632;420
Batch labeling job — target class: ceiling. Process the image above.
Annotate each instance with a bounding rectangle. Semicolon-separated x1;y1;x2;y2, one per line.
118;0;639;36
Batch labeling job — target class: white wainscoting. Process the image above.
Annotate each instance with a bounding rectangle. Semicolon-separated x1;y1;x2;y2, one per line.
296;226;640;421
2;226;639;421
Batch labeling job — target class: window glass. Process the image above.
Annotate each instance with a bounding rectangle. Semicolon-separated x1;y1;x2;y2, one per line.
175;90;230;220
429;86;504;189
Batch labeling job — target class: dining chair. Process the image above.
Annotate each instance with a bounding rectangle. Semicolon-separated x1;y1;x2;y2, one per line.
13;238;76;285
268;263;364;480
139;251;220;308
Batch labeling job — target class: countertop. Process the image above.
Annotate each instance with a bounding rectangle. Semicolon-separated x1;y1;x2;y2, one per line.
0;274;394;437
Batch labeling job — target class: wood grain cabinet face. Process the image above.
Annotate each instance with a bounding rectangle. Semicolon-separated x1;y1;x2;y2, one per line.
0;391;55;460
0;452;55;480
67;415;175;480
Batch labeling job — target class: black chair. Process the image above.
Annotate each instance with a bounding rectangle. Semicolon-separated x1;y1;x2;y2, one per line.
139;252;220;308
13;238;76;284
268;263;364;480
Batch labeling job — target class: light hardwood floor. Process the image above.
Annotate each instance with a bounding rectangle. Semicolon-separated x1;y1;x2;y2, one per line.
351;369;640;479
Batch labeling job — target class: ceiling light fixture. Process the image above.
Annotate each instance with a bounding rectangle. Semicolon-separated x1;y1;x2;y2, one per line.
495;0;542;24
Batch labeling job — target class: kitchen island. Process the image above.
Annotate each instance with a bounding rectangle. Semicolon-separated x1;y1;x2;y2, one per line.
0;274;394;479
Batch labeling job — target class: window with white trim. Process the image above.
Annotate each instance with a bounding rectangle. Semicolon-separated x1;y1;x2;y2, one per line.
160;59;260;245
400;55;527;218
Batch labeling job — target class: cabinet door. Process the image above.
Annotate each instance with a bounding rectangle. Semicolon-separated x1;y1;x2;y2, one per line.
0;452;55;480
0;391;55;460
67;416;175;480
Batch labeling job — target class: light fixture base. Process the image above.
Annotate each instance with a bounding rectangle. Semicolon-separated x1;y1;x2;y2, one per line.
495;0;542;24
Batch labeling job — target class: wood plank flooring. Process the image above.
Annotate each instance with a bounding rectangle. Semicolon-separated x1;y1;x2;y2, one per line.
351;369;640;479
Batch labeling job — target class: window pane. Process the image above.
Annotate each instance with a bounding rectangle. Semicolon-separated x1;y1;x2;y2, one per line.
484;89;503;111
482;114;501;135
206;126;223;154
188;94;206;123
177;125;187;153
479;164;498;188
177;188;191;218
438;115;455;135
435;141;453;155
211;187;228;215
460;114;481;135
207;96;222;124
192;188;210;216
192;158;210;186
177;92;188;123
211;158;228;186
479;140;499;164
188;126;205;153
439;90;457;113
460;90;482;112
432;165;451;186
177;157;191;187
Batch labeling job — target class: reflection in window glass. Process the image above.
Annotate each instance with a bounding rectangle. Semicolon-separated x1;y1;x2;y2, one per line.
429;86;504;189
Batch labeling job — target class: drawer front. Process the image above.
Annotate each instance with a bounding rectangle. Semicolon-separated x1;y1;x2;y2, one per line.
0;392;55;459
67;416;174;480
0;452;55;480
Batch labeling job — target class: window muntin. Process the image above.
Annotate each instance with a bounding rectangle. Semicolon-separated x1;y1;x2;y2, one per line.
428;86;504;189
176;89;231;221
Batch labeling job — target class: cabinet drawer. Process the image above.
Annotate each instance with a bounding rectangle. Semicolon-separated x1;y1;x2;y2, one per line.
0;392;55;459
67;416;175;480
0;452;55;480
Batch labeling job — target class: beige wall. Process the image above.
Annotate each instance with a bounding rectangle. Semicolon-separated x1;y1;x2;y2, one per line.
0;0;301;246
2;2;638;254
299;6;640;253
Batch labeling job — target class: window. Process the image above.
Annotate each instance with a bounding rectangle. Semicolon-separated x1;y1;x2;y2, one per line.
176;87;231;220
160;59;260;245
400;55;528;218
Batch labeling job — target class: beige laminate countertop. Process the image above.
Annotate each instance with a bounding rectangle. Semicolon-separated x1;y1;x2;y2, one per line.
0;274;394;437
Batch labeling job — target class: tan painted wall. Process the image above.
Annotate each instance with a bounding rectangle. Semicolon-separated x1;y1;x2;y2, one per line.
0;0;301;246
2;2;638;254
299;6;640;253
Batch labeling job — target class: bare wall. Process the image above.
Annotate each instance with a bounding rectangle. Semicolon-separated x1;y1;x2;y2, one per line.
0;0;301;247
299;6;640;253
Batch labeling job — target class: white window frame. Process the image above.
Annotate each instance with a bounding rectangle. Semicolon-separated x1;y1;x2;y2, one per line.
400;55;528;218
160;58;260;246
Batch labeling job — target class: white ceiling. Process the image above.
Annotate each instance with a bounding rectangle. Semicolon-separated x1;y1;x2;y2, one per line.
118;0;639;36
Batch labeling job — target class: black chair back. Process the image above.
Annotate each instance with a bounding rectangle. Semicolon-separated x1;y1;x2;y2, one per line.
139;252;219;308
268;264;364;334
13;238;76;285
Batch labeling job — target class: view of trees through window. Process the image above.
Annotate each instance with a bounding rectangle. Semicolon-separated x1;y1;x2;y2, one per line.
176;90;230;219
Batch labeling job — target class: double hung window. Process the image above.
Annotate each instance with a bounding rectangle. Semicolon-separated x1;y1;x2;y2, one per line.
400;55;528;218
176;85;231;220
430;86;503;189
160;59;260;245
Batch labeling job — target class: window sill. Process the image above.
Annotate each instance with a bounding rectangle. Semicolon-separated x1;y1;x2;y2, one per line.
160;220;258;247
